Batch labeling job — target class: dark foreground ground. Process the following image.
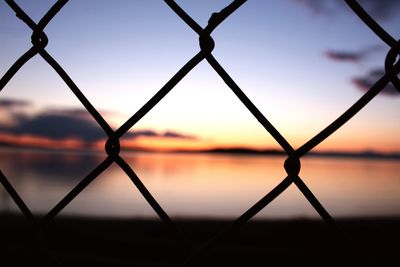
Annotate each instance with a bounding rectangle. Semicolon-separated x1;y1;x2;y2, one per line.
1;214;400;266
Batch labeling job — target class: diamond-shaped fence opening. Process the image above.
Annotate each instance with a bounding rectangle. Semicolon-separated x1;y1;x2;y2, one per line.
1;0;399;266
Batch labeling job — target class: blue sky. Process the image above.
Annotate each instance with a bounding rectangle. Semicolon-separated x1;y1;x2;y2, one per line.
0;0;399;152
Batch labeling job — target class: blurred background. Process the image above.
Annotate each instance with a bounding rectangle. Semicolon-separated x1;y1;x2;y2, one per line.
0;0;399;220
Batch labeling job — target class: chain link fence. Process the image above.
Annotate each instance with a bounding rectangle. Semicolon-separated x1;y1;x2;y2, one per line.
1;0;399;266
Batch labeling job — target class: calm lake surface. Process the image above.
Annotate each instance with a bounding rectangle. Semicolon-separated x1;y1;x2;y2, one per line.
0;148;399;219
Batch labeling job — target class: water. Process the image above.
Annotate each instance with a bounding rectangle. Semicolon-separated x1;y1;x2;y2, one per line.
0;148;399;219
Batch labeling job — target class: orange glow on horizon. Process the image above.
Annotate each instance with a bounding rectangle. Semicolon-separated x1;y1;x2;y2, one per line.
0;130;399;154
121;137;212;152
0;133;86;150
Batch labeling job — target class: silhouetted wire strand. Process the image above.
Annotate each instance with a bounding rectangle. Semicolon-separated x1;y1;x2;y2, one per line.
1;169;63;266
1;0;67;91
169;4;299;233
203;0;247;34
121;0;248;140
40;157;113;227
345;0;398;48
37;0;68;30
5;0;37;30
293;176;334;224
1;0;399;265
1;5;68;260
164;0;203;35
166;2;336;261
6;0;112;136
165;0;247;35
115;52;204;138
206;55;294;154
6;0;67;32
116;157;172;223
0;47;38;91
39;50;114;136
184;175;293;266
296;64;399;157
221;175;292;233
0;171;35;225
115;156;191;246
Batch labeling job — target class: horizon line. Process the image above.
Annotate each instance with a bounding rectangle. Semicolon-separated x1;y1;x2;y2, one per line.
1;143;400;160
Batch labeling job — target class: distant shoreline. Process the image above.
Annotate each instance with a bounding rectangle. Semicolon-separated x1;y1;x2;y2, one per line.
1;143;400;160
171;147;400;160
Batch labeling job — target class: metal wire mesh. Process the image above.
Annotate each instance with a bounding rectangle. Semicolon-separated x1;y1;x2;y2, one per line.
0;0;399;266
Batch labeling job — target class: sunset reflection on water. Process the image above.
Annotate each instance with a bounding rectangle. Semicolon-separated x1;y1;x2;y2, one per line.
0;149;399;219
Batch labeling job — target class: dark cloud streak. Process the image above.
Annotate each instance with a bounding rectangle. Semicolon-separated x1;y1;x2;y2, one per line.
162;131;196;140
0;99;31;109
352;68;399;95
295;0;336;15
295;0;400;20
325;45;383;63
124;130;197;140
325;51;363;62
363;0;400;20
0;112;106;142
0;107;197;143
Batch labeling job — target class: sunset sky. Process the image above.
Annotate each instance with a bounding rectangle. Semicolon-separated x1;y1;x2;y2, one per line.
1;0;399;152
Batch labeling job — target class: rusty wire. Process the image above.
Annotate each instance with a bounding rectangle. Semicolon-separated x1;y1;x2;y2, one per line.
0;0;399;266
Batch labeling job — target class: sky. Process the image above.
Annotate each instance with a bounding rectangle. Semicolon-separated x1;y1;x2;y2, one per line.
0;0;399;152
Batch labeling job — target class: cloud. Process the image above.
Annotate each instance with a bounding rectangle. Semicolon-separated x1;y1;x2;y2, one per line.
325;50;364;62
352;68;399;95
295;0;400;20
0;110;106;142
124;130;197;140
325;45;383;63
0;99;31;109
294;0;336;15
163;131;196;139
0;106;198;143
362;0;400;20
